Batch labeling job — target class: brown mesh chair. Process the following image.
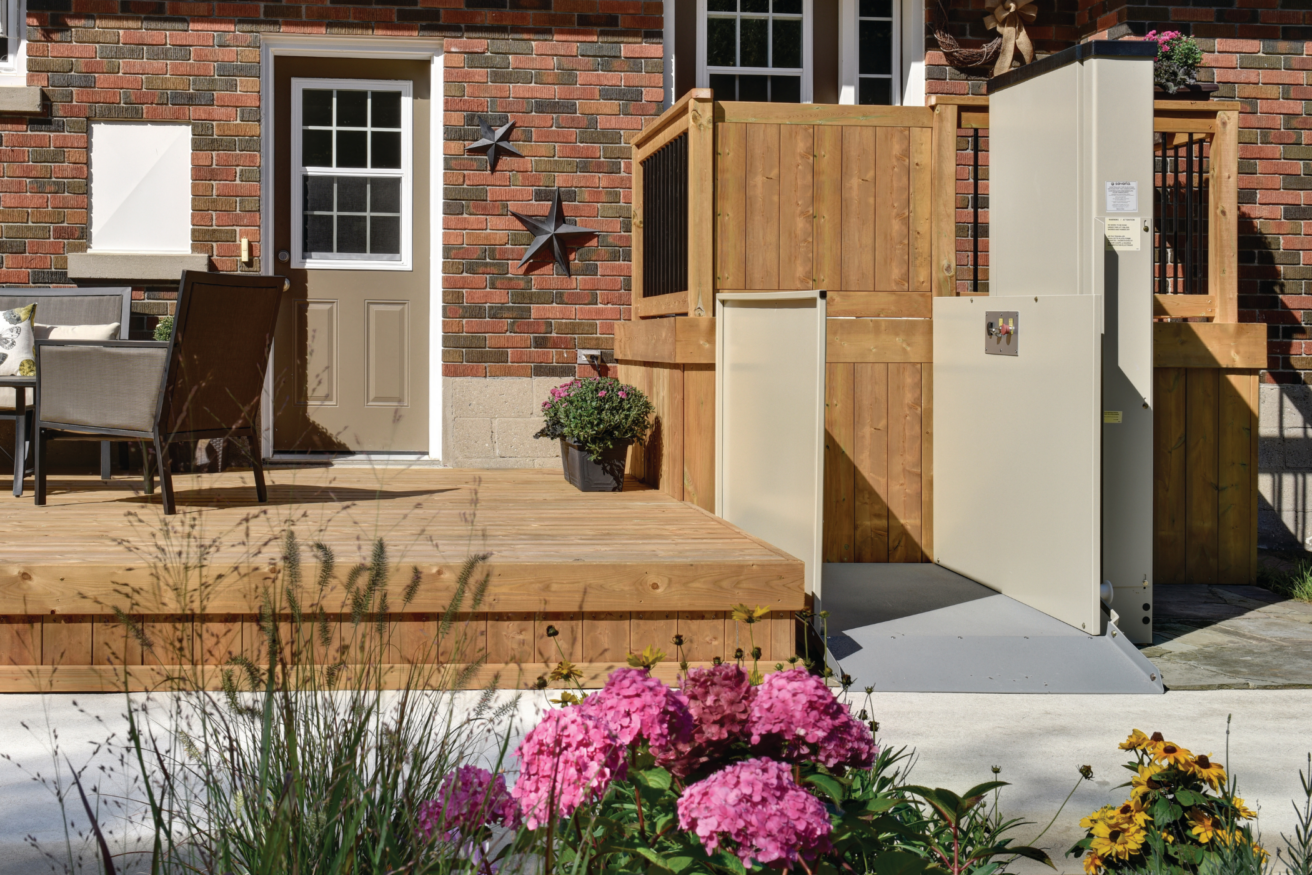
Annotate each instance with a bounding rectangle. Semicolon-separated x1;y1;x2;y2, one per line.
33;271;287;514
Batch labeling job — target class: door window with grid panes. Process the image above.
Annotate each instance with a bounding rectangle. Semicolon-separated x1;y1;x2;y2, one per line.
291;78;413;270
701;0;810;103
857;0;897;104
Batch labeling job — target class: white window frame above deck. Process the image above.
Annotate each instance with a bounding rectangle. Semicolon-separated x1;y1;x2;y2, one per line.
695;0;814;103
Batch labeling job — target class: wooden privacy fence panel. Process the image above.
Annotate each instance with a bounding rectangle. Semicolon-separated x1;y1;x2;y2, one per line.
714;118;935;300
1154;367;1259;585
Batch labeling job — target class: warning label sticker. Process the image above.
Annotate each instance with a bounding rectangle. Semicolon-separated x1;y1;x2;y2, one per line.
1105;181;1139;213
1105;218;1140;252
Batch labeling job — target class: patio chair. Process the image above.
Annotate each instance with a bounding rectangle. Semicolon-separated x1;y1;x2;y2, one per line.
33;271;287;514
0;287;131;495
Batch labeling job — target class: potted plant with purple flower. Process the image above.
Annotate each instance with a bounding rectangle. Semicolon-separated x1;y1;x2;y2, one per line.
534;376;654;492
1145;30;1212;97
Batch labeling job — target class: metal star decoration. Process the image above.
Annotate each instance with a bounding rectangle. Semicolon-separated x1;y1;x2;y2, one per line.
465;118;524;173
510;190;600;276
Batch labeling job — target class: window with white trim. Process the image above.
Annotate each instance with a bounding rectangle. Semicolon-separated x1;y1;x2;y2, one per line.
857;0;897;104
699;0;811;103
291;78;413;271
0;0;27;84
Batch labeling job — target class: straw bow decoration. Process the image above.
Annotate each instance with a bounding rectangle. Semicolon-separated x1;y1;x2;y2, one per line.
983;0;1037;76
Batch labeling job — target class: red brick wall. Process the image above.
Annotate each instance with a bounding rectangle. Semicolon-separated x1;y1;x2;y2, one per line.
9;4;662;371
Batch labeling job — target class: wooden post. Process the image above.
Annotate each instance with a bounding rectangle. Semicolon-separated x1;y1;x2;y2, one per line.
1209;108;1239;324
687;89;715;316
931;103;958;298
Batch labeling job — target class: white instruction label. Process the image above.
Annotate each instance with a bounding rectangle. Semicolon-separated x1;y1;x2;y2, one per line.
1106;181;1138;213
1104;218;1140;252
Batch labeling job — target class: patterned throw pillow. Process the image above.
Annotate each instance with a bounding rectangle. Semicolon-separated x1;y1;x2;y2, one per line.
0;304;36;377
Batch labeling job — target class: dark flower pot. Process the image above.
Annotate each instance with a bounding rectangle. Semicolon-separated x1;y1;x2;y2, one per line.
1154;83;1218;100
559;438;629;492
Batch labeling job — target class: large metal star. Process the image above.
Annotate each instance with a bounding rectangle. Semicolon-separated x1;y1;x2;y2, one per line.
510;190;600;276
465;118;524;173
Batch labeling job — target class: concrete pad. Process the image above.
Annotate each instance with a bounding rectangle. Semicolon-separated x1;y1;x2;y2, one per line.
1147;585;1312;689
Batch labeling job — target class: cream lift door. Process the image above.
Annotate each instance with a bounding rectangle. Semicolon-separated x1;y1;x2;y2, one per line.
933;45;1156;639
717;291;827;595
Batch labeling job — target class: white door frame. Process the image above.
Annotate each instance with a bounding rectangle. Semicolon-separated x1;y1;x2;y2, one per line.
259;34;445;460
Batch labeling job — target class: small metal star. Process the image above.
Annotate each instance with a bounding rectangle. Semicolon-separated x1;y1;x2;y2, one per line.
510;189;600;276
465;118;524;174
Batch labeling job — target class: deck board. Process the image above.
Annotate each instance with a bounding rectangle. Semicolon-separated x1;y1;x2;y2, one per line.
0;468;805;615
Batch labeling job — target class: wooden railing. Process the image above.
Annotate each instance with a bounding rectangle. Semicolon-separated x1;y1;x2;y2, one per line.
631;88;715;318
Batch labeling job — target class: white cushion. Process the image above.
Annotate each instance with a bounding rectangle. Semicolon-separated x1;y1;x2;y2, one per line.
0;386;32;409
35;322;120;340
0;304;35;377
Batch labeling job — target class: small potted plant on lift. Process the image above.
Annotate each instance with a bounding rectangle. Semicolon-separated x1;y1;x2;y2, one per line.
535;376;654;492
1146;30;1216;98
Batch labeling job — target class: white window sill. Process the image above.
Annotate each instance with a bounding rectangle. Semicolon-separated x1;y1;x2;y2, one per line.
67;252;209;281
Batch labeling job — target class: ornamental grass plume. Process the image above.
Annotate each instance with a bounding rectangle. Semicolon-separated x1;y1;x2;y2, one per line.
583;666;693;752
747;667;876;770
416;766;519;841
510;705;626;830
677;757;833;869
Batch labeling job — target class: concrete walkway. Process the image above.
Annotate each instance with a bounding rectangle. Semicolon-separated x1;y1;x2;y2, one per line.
2;688;1310;875
1145;584;1312;689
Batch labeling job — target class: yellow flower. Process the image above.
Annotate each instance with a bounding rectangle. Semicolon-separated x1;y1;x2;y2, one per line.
730;604;770;624
1082;851;1105;874
1189;811;1219;844
1114;797;1153;828
1233;797;1258;821
1081;806;1116;831
1255;842;1270;863
1189;753;1227;789
1120;729;1153;751
1153;740;1194;768
1131;764;1165;798
1091;820;1146;861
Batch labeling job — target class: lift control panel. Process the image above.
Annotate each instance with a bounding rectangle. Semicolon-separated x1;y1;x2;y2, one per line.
985;311;1019;356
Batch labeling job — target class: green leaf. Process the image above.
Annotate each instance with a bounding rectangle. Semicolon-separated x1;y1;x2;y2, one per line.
634;766;673;790
1007;845;1056;868
805;773;847;805
868;850;938;875
1175;788;1203;807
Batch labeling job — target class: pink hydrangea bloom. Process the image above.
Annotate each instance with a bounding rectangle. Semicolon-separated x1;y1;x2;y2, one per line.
416;766;518;840
747;668;876;770
584;667;693;753
510;706;627;829
657;663;755;776
677;757;832;868
598;390;607;397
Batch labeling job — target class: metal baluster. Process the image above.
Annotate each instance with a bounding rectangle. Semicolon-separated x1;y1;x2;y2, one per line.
1186;134;1194;296
973;128;980;294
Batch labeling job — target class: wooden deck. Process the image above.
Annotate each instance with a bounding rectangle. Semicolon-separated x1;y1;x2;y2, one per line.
0;468;805;692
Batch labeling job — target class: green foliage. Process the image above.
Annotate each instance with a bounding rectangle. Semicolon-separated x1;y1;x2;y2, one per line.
534;376;655;458
1280;754;1312;875
529;742;1052;875
1263;560;1312;603
1068;728;1267;875
153;315;174;342
1146;31;1204;93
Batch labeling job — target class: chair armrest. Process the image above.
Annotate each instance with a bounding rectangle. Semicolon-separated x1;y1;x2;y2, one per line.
36;341;169;433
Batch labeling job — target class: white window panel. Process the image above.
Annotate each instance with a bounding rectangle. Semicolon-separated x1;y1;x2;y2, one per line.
0;0;26;86
89;122;192;254
697;0;812;103
291;77;413;271
839;0;917;105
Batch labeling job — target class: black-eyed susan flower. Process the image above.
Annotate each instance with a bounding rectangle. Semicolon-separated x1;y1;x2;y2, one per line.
1081;806;1117;831
1131;763;1165;798
1120;729;1153;751
1189;811;1219;844
1233;797;1258;820
1092;820;1146;860
1153;739;1194;768
1115;797;1153;829
1188;753;1227;789
1082;851;1104;874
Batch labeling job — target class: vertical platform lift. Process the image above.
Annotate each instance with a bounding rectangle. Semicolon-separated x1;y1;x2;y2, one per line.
717;43;1164;693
